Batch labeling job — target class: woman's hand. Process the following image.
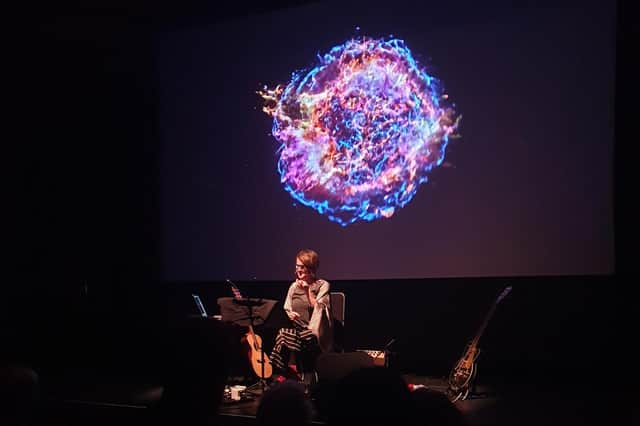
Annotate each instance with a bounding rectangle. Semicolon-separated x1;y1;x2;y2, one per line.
287;311;300;321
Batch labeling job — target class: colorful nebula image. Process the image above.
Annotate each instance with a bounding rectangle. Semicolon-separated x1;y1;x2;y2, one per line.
259;36;461;226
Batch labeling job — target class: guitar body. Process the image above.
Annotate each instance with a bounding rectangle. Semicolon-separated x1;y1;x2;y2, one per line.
245;330;273;379
448;345;479;401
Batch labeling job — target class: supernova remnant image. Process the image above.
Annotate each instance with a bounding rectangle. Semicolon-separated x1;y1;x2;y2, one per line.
258;36;461;226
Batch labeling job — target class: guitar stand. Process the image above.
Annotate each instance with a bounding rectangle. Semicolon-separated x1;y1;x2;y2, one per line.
466;375;495;400
455;368;490;401
244;374;270;397
463;381;487;400
245;378;269;396
245;346;270;396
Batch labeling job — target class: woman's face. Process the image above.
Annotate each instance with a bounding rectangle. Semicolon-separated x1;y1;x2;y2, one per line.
295;257;314;282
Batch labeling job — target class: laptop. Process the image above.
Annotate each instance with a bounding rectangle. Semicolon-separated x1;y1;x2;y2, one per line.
192;294;209;318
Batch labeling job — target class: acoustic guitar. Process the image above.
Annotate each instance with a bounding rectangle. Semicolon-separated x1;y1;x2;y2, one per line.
447;285;512;402
230;282;273;379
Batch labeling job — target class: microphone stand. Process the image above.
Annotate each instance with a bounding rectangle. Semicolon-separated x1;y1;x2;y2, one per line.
384;338;396;368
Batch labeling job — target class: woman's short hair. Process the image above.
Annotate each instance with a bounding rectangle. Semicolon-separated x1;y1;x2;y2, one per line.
296;249;319;274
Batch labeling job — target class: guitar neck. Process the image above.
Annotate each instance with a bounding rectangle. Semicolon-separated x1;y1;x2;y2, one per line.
471;307;493;346
470;290;507;347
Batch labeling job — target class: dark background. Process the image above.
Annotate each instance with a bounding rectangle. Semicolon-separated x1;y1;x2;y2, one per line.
4;0;631;394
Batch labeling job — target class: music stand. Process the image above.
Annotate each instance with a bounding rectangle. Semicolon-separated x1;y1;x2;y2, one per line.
217;296;278;395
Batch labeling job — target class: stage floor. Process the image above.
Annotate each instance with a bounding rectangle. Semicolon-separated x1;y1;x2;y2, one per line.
217;374;618;426
218;375;455;424
215;374;624;426
37;373;623;426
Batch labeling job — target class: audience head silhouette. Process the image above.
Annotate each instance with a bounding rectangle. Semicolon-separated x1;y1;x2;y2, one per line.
411;387;468;426
0;364;39;426
328;367;413;426
257;379;312;426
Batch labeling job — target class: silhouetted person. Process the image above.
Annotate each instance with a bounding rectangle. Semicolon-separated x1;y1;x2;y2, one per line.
411;387;468;426
157;318;231;426
256;379;312;426
326;367;413;426
0;363;39;426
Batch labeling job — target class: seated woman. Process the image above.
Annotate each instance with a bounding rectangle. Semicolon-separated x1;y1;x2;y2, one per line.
270;249;333;382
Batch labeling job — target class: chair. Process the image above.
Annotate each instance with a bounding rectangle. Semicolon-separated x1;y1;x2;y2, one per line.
329;292;345;353
299;292;346;390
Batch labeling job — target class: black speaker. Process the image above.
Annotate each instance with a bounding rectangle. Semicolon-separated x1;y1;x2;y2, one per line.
315;352;374;383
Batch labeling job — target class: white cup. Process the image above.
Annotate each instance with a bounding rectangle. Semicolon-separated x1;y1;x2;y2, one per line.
230;385;246;401
231;387;241;400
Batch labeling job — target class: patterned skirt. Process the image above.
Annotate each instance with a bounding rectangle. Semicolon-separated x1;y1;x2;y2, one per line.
270;320;319;372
